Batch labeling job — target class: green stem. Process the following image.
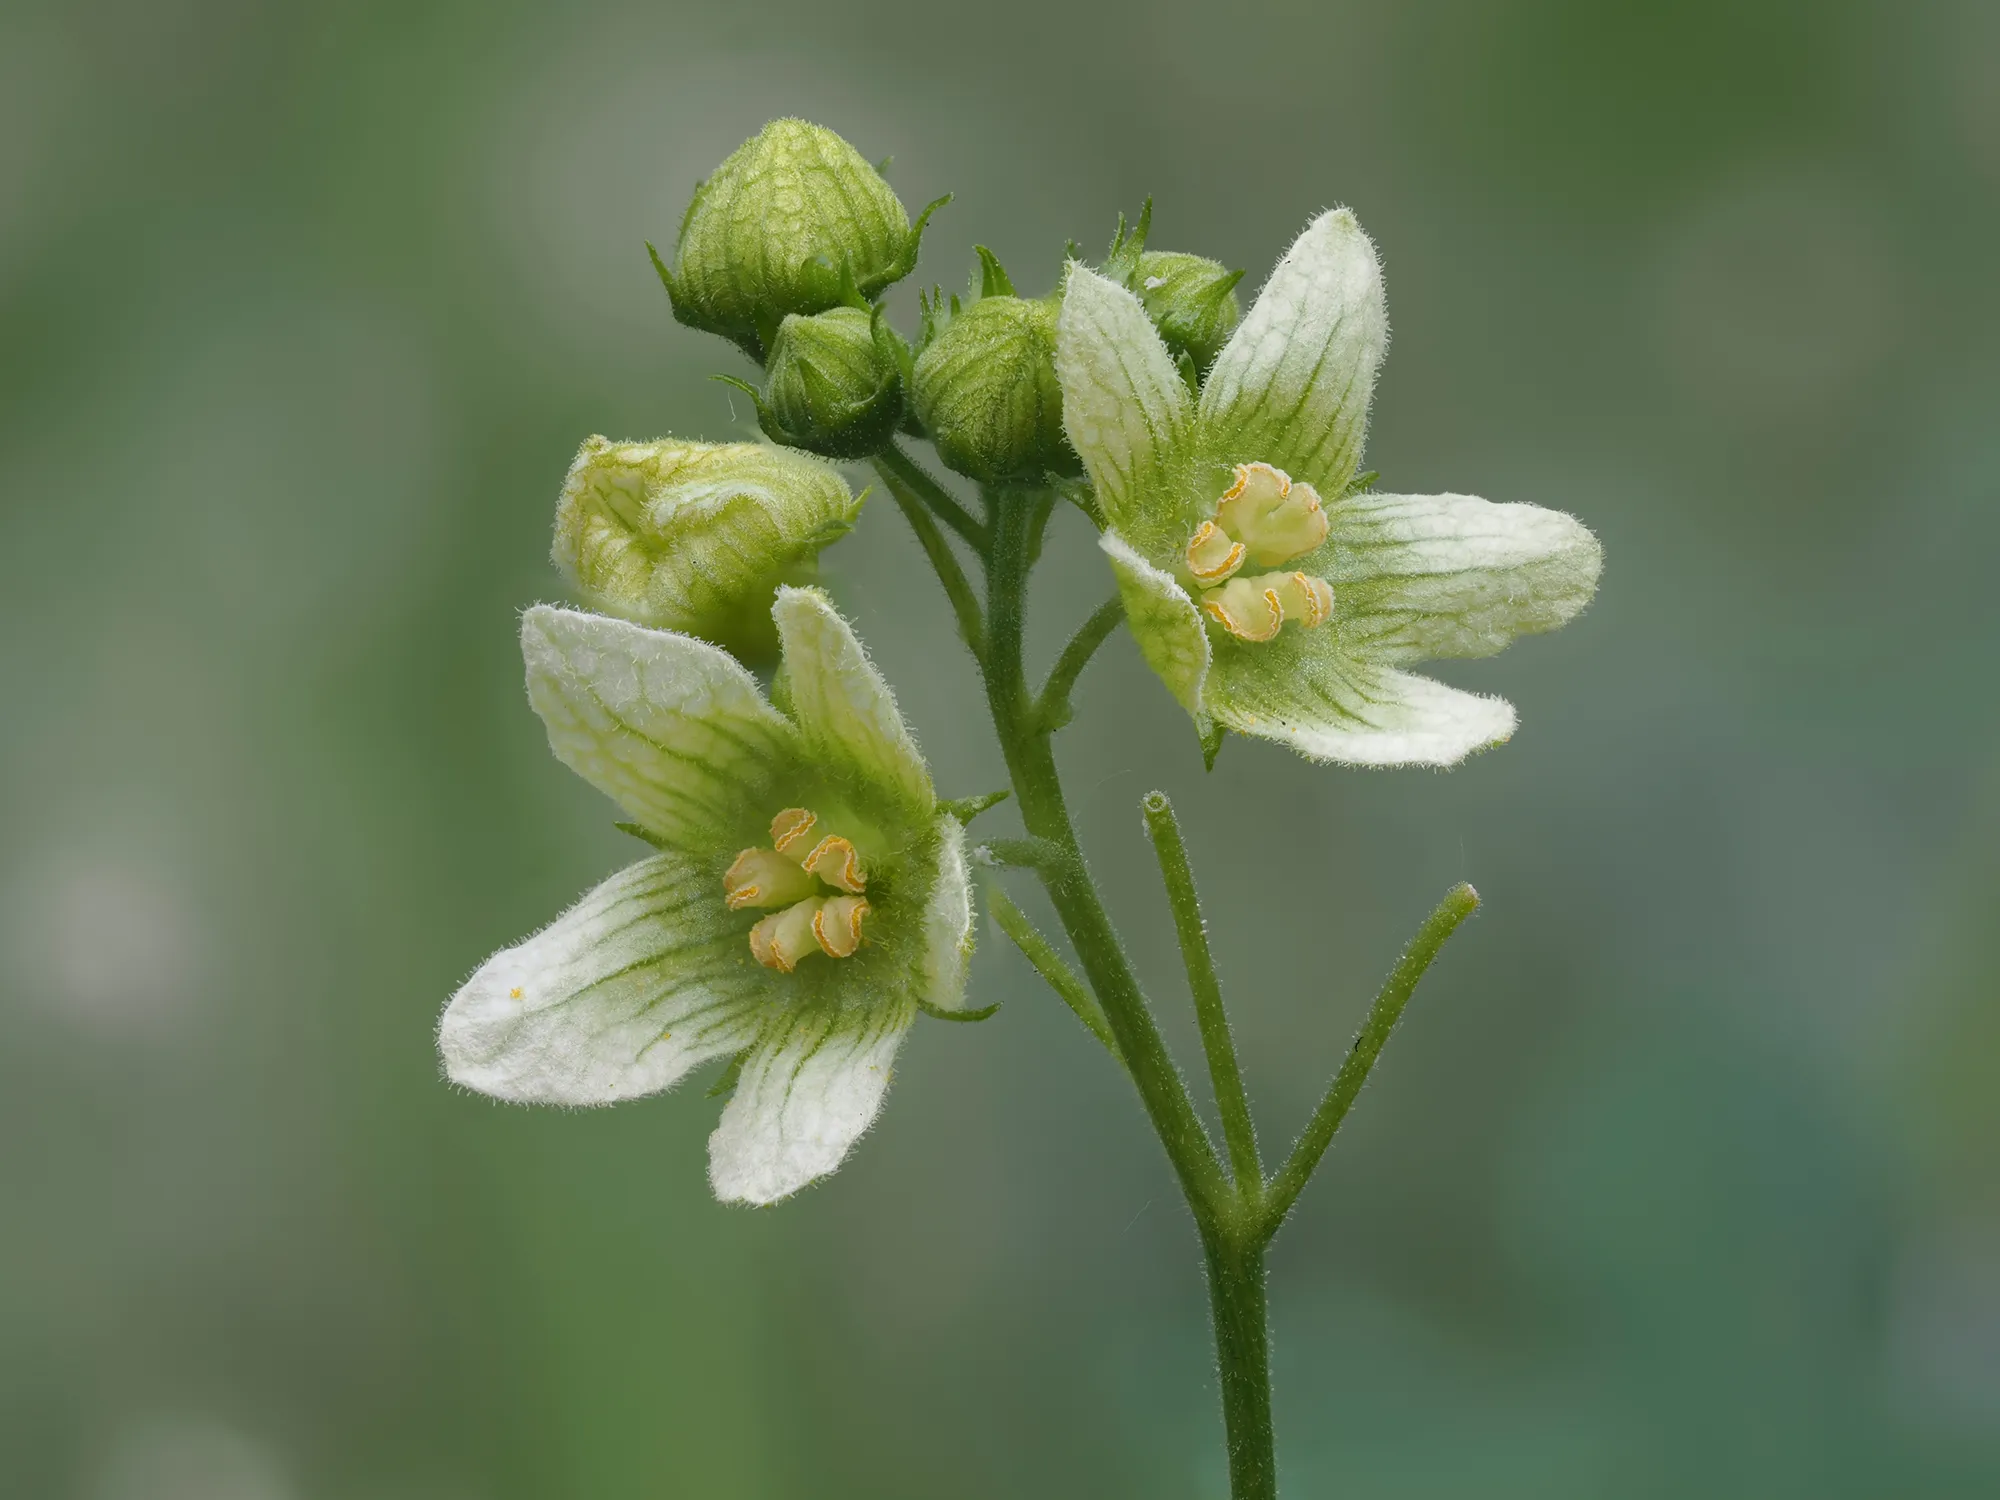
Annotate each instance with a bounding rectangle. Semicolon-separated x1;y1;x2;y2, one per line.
987;886;1120;1059
1037;595;1124;730
1261;883;1480;1235
1202;1228;1277;1500
874;457;985;661
877;441;988;552
980;486;1229;1218
1142;790;1262;1195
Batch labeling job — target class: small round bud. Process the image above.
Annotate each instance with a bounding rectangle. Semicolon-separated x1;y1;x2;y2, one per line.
660;120;937;361
911;296;1074;485
1135;251;1243;373
552;436;861;662
758;307;906;459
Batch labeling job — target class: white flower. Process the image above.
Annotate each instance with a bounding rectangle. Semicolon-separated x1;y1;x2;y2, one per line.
438;587;973;1204
1056;209;1602;766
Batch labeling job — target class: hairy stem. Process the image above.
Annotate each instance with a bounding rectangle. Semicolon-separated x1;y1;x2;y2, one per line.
1143;790;1262;1195
988;886;1120;1058
875;457;985;661
1038;595;1125;730
877;441;988;552
1203;1228;1277;1500
980;486;1229;1218
1262;883;1480;1235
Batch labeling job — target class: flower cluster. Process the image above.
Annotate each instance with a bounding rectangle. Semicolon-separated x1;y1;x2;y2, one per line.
440;119;1600;1208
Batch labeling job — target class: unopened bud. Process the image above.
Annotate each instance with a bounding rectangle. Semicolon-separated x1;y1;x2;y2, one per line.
755;306;907;458
655;119;943;361
552;437;860;661
1136;251;1243;374
911;295;1073;485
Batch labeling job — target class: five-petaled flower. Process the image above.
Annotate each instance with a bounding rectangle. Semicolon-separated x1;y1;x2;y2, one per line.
438;587;974;1204
1056;209;1602;766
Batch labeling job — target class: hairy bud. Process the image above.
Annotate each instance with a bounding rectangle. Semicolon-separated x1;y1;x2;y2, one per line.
1135;251;1243;375
655;119;944;361
752;307;907;459
552;436;860;661
911;295;1073;485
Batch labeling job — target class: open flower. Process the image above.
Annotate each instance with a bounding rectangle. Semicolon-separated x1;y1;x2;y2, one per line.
438;587;973;1204
1056;210;1602;766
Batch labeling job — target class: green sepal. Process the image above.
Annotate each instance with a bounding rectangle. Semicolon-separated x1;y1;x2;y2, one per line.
1103;197;1154;288
1200;721;1227;771
975;245;1015;298
939;789;1011;824
613;820;673;849
705;1052;746;1098
918;998;1001;1023
1348;469;1380;495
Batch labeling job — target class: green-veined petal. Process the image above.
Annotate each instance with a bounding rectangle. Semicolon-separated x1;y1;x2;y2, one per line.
1326;492;1603;664
1101;530;1211;721
440;853;770;1105
771;585;934;818
1055;263;1193;531
707;996;914;1204
1198;209;1386;495
523;605;795;849
1205;628;1515;767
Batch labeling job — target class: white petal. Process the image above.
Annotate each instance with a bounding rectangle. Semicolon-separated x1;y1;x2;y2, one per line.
440;854;769;1105
919;815;974;1011
707;999;913;1204
1199;209;1386;494
1328;492;1603;664
1055;263;1194;530
523;605;796;848
771;586;934;817
1101;531;1211;720
1206;635;1515;767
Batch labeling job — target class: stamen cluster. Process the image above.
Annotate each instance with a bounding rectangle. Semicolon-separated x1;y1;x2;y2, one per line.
724;807;871;972
1183;463;1334;642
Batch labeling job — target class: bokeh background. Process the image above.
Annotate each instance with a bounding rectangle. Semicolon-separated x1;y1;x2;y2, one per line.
4;0;1997;1494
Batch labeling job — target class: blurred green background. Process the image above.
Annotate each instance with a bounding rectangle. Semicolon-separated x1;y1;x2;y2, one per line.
4;0;1997;1494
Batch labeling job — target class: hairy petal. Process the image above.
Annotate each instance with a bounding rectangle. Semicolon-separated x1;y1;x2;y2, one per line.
1205;630;1516;767
1328;492;1603;664
919;816;975;1011
772;585;935;817
1101;531;1211;721
440;853;769;1105
1199;209;1386;495
708;997;913;1204
523;606;796;849
1055;264;1193;530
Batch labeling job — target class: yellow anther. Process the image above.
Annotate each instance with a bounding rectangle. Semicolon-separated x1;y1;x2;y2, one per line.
1274;571;1334;628
1184;519;1247;583
769;807;818;857
1213;462;1328;567
801;834;867;893
724;847;819;910
749;898;823;972
1202;575;1285;642
732;807;872;967
813;896;869;958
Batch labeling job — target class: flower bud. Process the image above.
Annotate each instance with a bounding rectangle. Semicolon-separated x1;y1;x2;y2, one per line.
754;306;907;459
552;436;860;661
655;119;943;361
911;295;1073;485
1135;251;1243;374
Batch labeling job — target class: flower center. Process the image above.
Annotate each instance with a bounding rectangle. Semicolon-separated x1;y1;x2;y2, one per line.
1183;462;1334;643
724;807;871;972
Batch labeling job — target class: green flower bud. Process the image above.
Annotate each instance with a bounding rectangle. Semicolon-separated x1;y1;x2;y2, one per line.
751;306;907;459
654;119;945;361
911;295;1074;485
552;436;861;662
1135;250;1244;374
